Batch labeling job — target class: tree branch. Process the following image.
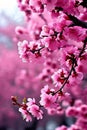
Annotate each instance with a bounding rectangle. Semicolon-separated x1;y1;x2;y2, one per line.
53;37;87;95
68;14;87;28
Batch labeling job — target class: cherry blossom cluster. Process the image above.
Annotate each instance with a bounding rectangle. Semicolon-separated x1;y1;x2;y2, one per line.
18;40;44;62
12;96;43;122
12;84;70;121
40;85;69;115
56;100;87;130
17;0;87;15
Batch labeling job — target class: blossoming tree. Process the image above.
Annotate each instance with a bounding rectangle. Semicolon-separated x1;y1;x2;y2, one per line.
11;0;87;130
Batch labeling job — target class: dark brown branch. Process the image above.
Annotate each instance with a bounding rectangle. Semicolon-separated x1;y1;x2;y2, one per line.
30;46;45;54
68;14;87;28
80;0;87;8
53;64;75;95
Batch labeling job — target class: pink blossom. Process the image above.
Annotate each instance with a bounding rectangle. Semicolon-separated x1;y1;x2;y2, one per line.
40;93;57;108
27;98;36;108
29;104;43;120
58;91;70;102
18;40;30;62
19;107;32;122
42;37;59;51
69;71;83;85
40;85;57;108
41;0;57;11
26;98;43;120
52;68;68;87
29;0;44;13
66;106;79;117
64;27;87;42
